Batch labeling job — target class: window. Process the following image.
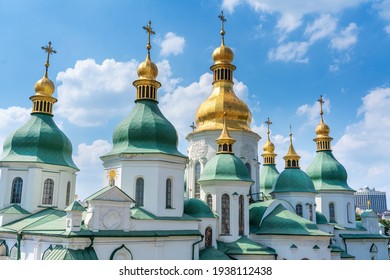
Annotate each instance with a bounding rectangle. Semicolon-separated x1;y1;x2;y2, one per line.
42;179;54;205
221;194;230;235
296;203;303;217
329;202;336;222
10;177;23;204
9;244;17;260
135;178;144;206
65;182;71;207
347;202;352;223
309;204;313;221
206;194;213;209
370;243;378;253
239;195;245;235
166;178;172;208
110;245;133;260
194;162;201;198
205;227;213;247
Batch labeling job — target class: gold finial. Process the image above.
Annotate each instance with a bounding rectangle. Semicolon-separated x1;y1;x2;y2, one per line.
289;125;293;143
143;20;155;59
367;199;371;210
218;11;226;45
107;168;119;187
265;117;272;141
216;111;235;154
318;95;325;122
284;125;301;168
41;41;57;78
190;122;196;132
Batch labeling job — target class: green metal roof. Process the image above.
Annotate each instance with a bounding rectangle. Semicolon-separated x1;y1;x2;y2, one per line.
0;204;30;215
184;198;217;218
102;99;185;158
198;153;254;183
306;150;354;192
217;236;276;256
43;245;98;260
0;113;78;170
260;164;279;197
340;251;355;259
85;185;134;202
64;201;86;212
249;200;274;232
271;168;317;194
360;209;378;218
316;211;329;224
199;247;232;260
252;204;331;236
340;233;390;239
131;206;199;221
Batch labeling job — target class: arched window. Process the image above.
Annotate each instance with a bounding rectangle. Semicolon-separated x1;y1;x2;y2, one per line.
309;204;313;221
65;182;71;207
239;195;245;235
10;177;23;204
347;202;352;223
296;203;303;217
221;194;230;235
194;162;201;198
245;163;251;177
370;243;378;253
42;179;54;205
166;178;172;208
0;240;8;258
9;244;17;260
135;178;144;206
329;202;336;222
110;245;133;260
205;227;213;247
206;194;213;209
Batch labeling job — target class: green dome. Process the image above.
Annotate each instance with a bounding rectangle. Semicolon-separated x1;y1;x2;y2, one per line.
249;200;274;231
104;100;184;157
184;198;216;218
260;165;279;197
272;168;316;194
0;113;77;169
316;211;329;224
198;153;253;182
306;150;354;192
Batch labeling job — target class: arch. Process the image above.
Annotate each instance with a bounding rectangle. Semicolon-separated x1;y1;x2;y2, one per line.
135;177;144;206
206;194;213;209
205;227;213;247
287;160;291;167
110;244;133;260
347;202;352;223
292;160;297;167
329;202;336;223
0;240;8;258
10;177;23;204
42;179;54;205
296;203;303;217
370;243;378;253
239;195;245;235
221;194;230;235
309;204;313;221
65;181;71;207
42;245;53;260
166;178;173;208
194;162;201;198
9;244;17;260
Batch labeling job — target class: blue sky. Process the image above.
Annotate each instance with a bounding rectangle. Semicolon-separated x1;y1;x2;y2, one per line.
1;0;390;204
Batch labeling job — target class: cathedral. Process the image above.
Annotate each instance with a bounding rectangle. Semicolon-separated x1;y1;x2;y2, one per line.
0;16;388;260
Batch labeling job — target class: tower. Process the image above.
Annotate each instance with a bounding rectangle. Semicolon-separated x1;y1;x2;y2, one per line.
100;21;186;217
306;96;355;227
0;42;78;214
186;12;260;201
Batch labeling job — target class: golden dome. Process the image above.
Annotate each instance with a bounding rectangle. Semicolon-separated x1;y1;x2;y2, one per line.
34;75;55;96
212;43;234;64
263;139;275;154
315;119;330;138
137;56;158;80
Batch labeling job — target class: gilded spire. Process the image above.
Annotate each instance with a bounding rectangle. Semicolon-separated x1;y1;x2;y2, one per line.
262;117;277;165
218;11;226;45
30;41;58;115
134;20;161;101
216;112;236;154
314;95;333;151
283;126;301;168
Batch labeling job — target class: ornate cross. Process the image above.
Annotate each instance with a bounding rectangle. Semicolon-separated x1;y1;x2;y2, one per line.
218;11;226;43
318;95;325;120
41;41;56;77
265;117;272;136
143;20;155;57
190;122;196;132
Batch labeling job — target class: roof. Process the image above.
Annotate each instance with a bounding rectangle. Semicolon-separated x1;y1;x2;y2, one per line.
361;209;378;218
64;201;85;212
316;211;329;224
306;150;354;192
0;204;30;215
340;233;390;239
198;153;253;183
44;245;98;260
199;247;232;260
131;206;199;221
271;168;317;194
249;200;275;232
252;204;331;236
217;236;276;256
184;198;217;218
0;113;78;170
85;185;135;202
102;99;185;158
260;164;279;196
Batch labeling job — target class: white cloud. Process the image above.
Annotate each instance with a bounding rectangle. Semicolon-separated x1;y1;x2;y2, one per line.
268;41;309;63
73;139;112;199
0;106;31;153
375;0;390;34
222;0;243;13
296;96;330;123
330;23;358;51
333;87;390;192
304;14;337;44
159;32;185;57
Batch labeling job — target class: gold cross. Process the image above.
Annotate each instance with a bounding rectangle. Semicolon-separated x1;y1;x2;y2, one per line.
218;11;226;43
143;20;155;57
41;41;56;77
318;95;325;119
190;122;196;132
265;117;272;139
